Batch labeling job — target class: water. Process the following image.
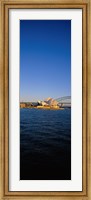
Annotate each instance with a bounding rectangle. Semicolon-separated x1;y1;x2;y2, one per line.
20;108;71;180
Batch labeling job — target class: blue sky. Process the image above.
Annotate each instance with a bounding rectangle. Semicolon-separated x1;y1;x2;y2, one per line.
20;20;71;102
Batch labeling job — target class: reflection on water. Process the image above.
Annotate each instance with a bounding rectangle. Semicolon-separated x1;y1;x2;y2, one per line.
20;108;71;180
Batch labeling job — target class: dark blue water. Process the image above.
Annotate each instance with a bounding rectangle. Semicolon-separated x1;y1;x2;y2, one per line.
20;108;71;180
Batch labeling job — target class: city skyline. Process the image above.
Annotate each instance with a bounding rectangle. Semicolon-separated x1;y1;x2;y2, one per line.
20;20;71;102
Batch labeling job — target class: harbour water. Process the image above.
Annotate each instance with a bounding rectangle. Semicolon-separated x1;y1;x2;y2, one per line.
20;108;71;180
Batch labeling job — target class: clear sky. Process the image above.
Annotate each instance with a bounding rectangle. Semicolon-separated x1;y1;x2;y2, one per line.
20;20;71;102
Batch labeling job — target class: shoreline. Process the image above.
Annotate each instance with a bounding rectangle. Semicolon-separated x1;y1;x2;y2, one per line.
20;106;64;110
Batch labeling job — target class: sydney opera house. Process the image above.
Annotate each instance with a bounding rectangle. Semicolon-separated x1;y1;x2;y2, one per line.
20;97;61;109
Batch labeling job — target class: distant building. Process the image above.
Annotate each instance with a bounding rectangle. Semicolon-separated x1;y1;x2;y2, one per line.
20;103;26;108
